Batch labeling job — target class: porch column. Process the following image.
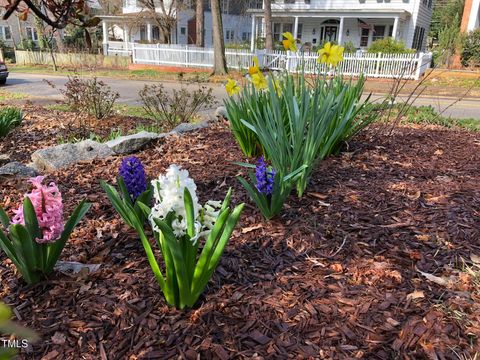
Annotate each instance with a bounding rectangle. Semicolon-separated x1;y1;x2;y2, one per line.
250;15;257;51
338;17;345;45
123;25;129;48
293;16;299;39
147;22;152;42
102;20;108;55
392;17;399;39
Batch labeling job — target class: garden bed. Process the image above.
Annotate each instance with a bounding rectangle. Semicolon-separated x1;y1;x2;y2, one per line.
0;106;155;163
1;116;480;358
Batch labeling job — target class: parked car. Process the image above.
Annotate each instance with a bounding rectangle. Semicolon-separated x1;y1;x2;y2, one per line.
0;62;8;85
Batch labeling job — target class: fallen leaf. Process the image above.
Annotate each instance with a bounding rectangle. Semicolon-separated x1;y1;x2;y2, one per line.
470;254;480;265
406;290;425;301
417;268;450;287
242;224;263;234
51;332;66;345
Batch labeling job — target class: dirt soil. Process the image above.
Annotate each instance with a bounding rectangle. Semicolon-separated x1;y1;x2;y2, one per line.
0;110;480;359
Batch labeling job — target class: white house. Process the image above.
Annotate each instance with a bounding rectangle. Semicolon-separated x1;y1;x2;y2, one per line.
247;0;434;51
100;0;251;52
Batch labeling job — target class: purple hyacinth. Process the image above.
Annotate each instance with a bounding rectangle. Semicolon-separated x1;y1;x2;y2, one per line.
255;156;276;196
119;156;147;201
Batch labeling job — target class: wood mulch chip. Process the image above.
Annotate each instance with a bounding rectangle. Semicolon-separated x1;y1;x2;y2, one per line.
0;108;479;359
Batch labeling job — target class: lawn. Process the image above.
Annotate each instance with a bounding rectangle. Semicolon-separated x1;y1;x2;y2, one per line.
0;102;479;358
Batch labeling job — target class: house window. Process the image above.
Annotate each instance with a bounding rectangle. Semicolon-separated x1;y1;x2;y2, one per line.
226;30;235;41
242;32;251;41
25;26;38;41
412;26;425;51
360;28;369;47
0;25;12;41
152;26;160;41
297;23;303;40
372;25;385;42
273;23;281;41
180;27;186;35
140;25;147;41
283;23;293;34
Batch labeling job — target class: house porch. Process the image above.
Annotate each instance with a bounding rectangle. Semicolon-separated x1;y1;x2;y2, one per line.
248;10;411;51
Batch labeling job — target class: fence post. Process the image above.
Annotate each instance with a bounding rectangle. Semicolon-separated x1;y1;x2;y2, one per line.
375;52;381;77
286;51;290;72
414;52;424;80
131;42;136;64
185;45;189;67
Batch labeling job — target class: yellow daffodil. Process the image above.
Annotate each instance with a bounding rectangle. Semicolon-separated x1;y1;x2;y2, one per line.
251;73;268;90
248;56;260;75
282;32;298;52
317;42;344;67
225;78;241;96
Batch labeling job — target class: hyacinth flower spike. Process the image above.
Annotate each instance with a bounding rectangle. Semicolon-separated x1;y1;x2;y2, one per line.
236;157;305;220
0;177;91;284
114;156;152;226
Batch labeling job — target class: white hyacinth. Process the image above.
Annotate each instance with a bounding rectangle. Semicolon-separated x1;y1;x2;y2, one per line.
149;165;222;244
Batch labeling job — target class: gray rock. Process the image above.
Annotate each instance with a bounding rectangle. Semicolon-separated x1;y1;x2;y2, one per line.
106;131;165;154
0;154;10;166
170;121;209;135
0;162;38;177
31;139;114;172
214;106;228;120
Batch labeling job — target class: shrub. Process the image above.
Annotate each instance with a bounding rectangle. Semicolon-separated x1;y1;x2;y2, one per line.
0;107;23;138
0;177;90;284
102;162;244;309
367;37;415;54
462;29;480;67
61;76;119;119
343;41;357;54
139;84;215;132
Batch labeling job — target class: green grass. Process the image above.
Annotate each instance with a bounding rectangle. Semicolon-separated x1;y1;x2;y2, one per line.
371;104;480;132
46;103;154;120
0;90;29;101
9;65;210;83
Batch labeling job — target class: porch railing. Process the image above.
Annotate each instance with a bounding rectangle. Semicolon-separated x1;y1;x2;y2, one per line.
106;42;432;80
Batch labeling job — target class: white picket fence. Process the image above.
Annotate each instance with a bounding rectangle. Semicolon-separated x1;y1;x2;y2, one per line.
106;41;432;80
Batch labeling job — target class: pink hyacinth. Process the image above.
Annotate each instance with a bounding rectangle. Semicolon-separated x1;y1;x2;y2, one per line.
11;176;64;244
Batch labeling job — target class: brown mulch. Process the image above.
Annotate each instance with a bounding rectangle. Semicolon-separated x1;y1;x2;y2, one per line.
1;111;480;359
0;105;153;163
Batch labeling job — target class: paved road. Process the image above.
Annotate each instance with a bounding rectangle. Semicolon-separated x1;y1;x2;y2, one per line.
3;72;480;120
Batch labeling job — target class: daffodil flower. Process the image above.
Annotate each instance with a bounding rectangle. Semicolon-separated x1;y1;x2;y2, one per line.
251;72;268;90
317;42;344;67
225;78;241;96
248;56;260;76
282;32;298;52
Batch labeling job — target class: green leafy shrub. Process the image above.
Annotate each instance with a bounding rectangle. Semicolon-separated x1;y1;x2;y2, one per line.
0;107;23;138
462;29;480;67
343;41;357;54
139;84;215;132
367;37;415;54
61;76;119;119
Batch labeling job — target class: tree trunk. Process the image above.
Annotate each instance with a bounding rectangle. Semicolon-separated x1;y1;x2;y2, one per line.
210;0;227;75
264;0;273;51
196;0;204;47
